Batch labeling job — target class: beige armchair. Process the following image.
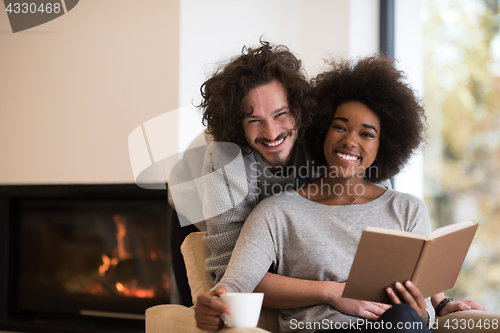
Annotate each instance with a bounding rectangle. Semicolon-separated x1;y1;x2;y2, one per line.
146;232;279;333
146;232;499;333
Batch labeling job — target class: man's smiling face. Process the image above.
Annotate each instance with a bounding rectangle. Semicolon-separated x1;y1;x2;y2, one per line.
242;80;298;167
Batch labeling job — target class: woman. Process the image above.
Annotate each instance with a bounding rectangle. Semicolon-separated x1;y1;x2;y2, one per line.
195;56;482;333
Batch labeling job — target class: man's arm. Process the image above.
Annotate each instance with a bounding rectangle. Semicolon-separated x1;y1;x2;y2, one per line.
202;142;259;284
431;292;486;316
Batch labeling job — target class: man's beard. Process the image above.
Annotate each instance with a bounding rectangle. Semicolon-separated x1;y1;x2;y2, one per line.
261;151;291;168
253;129;295;168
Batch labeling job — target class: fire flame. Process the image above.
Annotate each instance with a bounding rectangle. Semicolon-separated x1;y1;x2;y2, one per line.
98;254;118;276
99;254;110;276
84;214;170;299
115;282;155;298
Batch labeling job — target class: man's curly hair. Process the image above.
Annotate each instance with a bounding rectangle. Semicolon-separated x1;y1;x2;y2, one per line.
307;56;427;182
200;40;315;153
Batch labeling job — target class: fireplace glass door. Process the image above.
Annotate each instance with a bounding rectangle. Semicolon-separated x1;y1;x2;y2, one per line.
14;199;171;316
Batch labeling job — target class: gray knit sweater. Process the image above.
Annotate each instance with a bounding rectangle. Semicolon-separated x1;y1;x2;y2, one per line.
216;188;435;333
202;143;317;285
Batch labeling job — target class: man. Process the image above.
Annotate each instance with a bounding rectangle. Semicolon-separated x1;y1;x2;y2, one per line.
169;40;317;306
199;40;317;286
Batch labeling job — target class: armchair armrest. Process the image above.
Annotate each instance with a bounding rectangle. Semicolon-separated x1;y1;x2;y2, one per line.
146;304;273;333
431;310;500;332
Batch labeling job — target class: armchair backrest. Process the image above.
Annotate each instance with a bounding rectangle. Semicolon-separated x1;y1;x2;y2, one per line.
180;231;213;303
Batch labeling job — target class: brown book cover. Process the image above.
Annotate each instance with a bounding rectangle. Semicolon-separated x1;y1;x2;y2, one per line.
342;221;478;303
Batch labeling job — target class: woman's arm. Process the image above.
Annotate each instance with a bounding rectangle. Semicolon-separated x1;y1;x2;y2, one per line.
195;286;231;331
255;272;391;321
254;272;336;308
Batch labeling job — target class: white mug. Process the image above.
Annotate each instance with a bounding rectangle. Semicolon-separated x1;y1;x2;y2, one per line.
219;292;264;328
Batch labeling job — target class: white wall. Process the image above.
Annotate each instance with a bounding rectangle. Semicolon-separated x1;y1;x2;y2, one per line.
393;0;425;198
0;0;179;184
349;0;380;58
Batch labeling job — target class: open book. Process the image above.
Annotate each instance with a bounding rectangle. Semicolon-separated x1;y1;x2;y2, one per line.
342;221;478;303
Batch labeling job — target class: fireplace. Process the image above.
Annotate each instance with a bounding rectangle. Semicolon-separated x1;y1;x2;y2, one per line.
0;184;173;333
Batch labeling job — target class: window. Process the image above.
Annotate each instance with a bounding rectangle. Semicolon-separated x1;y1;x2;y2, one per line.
423;0;500;311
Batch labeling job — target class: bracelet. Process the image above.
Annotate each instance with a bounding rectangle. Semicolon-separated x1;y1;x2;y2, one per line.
435;297;453;316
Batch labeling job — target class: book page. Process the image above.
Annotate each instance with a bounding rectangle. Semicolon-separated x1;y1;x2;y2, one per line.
365;226;425;239
343;230;426;303
429;221;474;239
412;223;478;297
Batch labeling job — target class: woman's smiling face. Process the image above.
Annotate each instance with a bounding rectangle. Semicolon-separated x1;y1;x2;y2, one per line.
323;101;380;179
